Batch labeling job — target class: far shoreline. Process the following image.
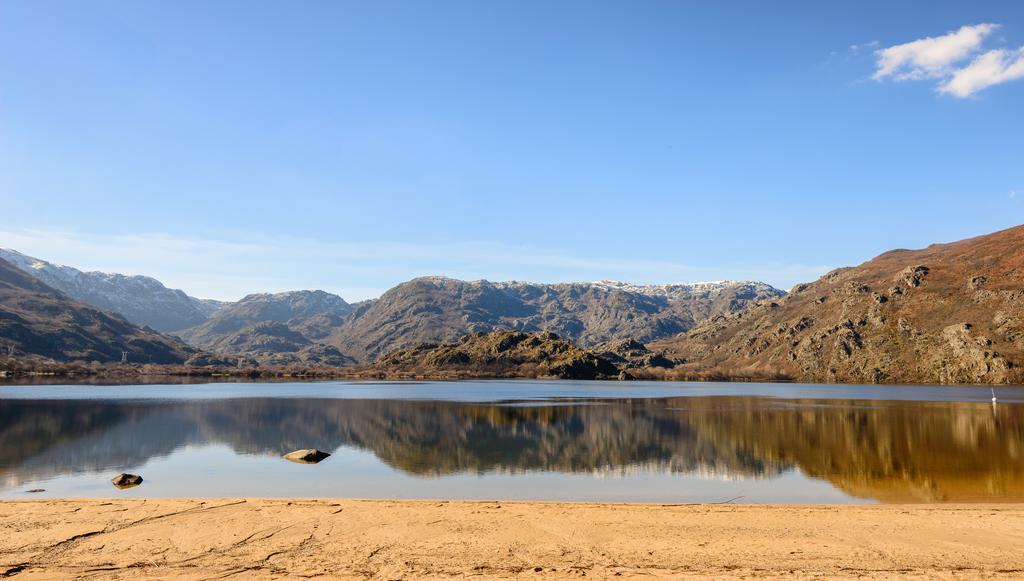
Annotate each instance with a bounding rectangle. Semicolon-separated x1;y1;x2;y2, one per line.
3;366;1020;388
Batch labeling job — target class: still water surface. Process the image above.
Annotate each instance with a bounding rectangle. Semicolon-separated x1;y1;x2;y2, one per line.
1;380;1021;503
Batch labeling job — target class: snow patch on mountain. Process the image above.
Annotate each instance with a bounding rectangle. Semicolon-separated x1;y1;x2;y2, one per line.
408;276;785;302
592;280;786;301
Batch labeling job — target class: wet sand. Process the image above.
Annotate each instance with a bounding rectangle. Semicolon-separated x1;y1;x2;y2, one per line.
1;499;1022;579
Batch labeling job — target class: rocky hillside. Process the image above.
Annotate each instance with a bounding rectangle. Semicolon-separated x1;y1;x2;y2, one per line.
332;277;783;361
176;290;352;350
0;258;197;363
660;225;1024;384
376;331;621;379
206;321;354;367
0;249;222;332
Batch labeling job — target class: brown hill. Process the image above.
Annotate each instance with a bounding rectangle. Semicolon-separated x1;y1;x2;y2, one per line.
176;290;351;349
208;321;355;367
375;330;620;379
0;258;197;363
658;225;1024;384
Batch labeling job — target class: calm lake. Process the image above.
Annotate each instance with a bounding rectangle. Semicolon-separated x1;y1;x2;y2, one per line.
1;380;1021;503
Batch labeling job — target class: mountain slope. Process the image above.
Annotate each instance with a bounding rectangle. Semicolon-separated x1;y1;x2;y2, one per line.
332;277;784;362
659;225;1024;384
0;249;221;332
205;321;355;367
177;290;352;350
0;258;197;363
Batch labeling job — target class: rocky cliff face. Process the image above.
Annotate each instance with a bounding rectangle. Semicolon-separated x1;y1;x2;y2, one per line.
660;225;1024;384
0;249;222;333
332;277;783;362
176;290;352;350
0;258;197;363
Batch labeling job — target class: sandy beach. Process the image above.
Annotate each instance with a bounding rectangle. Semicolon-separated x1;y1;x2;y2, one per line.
0;500;1021;579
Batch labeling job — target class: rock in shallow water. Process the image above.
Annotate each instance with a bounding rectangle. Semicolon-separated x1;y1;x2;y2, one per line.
283;449;331;464
111;473;143;489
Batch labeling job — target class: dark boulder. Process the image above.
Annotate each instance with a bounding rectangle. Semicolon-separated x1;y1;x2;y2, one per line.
111;473;143;489
283;449;331;464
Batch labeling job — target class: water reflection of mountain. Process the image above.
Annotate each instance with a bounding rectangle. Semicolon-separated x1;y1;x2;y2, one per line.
0;397;1020;501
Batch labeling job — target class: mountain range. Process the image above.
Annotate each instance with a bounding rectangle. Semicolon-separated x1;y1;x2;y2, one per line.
0;250;783;364
327;277;784;361
160;275;783;363
4;224;1023;384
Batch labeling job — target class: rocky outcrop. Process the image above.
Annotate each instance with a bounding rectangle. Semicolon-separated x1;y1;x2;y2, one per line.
376;331;620;379
936;323;1010;384
661;225;1024;384
593;338;679;369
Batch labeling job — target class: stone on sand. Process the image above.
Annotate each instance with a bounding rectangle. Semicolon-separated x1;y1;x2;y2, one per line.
111;473;143;489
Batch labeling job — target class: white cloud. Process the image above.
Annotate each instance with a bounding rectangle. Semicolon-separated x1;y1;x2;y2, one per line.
0;229;830;301
939;47;1024;97
872;23;1024;97
874;23;997;81
1012;190;1018;199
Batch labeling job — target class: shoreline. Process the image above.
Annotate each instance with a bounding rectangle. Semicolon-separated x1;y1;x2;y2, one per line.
0;366;790;384
2;499;1022;579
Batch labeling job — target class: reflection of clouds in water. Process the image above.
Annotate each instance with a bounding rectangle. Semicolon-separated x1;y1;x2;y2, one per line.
0;397;1021;501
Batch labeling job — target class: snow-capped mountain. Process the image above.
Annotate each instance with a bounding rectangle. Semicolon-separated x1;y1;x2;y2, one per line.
0;256;198;363
0;248;224;333
592;279;784;301
330;277;786;361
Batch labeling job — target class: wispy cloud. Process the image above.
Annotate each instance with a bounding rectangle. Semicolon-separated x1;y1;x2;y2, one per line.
871;23;1024;97
849;40;879;54
874;23;997;81
939;47;1024;97
0;229;830;301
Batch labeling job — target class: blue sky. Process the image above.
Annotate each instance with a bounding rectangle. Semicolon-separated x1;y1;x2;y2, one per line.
1;1;1022;301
